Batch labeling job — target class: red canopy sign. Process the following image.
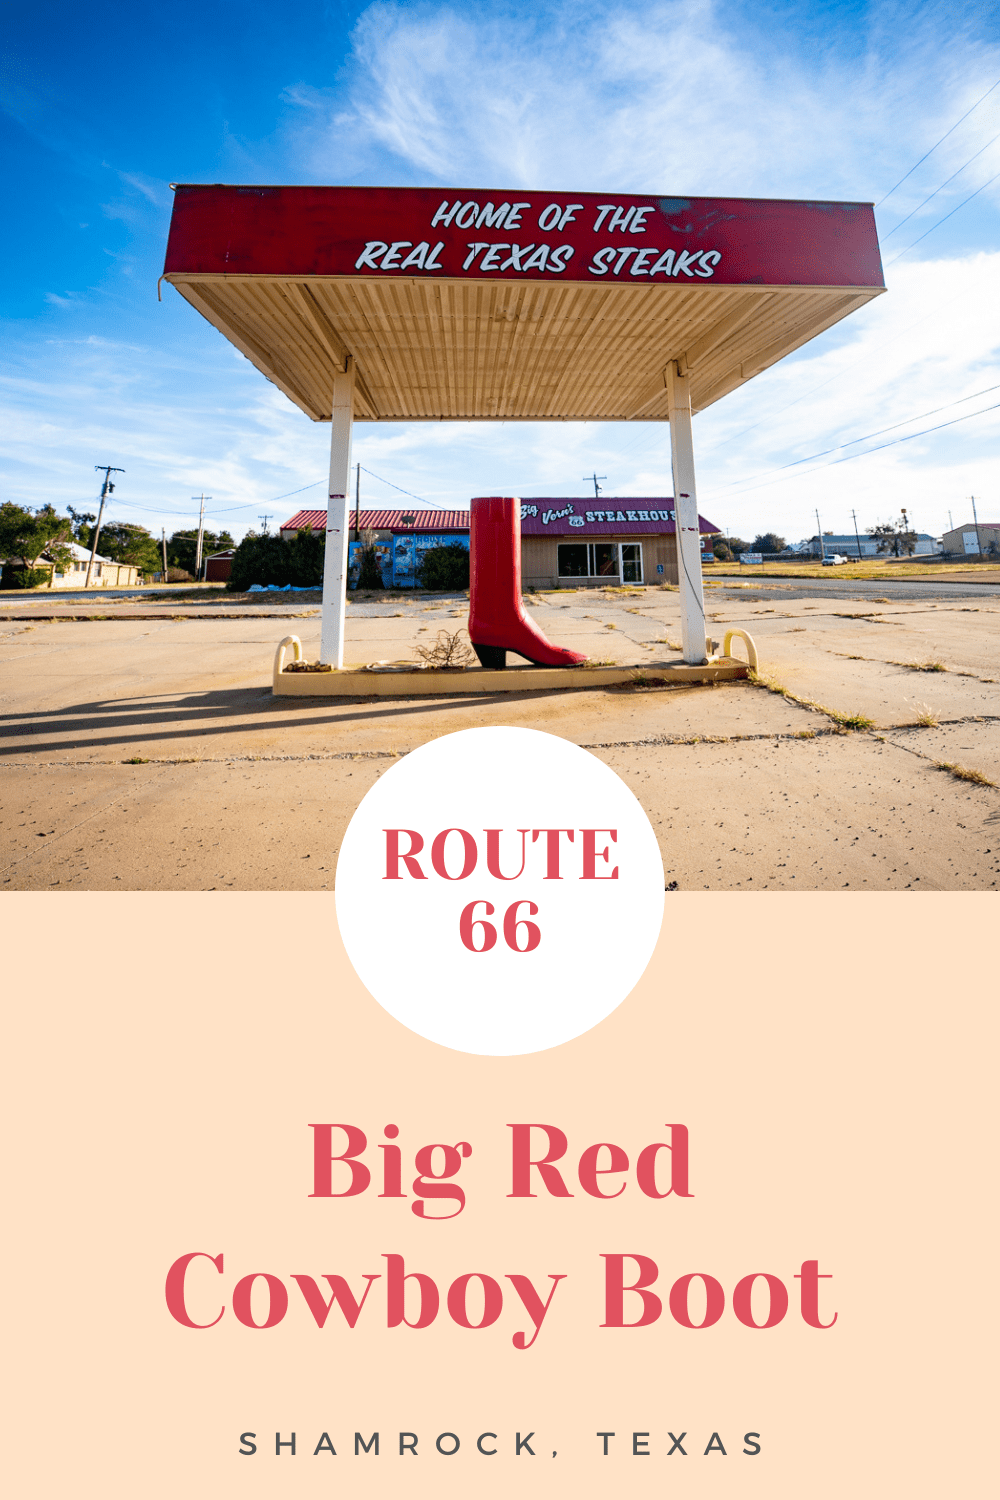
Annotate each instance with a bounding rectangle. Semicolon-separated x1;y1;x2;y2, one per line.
165;186;883;289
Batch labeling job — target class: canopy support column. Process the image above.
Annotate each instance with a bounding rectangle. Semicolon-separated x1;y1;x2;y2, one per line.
320;357;355;667
666;360;708;665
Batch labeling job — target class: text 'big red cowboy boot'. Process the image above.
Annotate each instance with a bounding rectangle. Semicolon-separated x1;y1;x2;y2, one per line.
468;496;588;668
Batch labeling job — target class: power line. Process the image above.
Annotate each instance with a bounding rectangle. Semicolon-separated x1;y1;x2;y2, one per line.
880;127;1000;240
716;400;1000;500
876;77;1000;207
712;383;1000;492
358;465;429;504
884;165;1000;267
689;284;974;464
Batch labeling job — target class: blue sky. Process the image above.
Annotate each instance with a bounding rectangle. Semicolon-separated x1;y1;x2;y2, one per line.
3;0;998;546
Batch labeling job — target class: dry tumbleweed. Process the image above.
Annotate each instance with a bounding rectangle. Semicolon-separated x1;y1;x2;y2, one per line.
413;628;476;668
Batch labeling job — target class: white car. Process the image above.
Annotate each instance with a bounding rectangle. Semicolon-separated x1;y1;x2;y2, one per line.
822;553;847;566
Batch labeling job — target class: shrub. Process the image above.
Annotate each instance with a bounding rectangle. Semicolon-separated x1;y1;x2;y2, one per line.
418;543;470;592
1;565;52;589
166;567;193;583
356;544;387;590
227;529;324;591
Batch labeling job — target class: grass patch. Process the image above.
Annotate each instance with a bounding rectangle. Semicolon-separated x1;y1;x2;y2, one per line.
123;756;150;764
825;709;876;731
934;762;996;787
793;729;817;739
912;703;939;727
900;659;947;672
747;669;875;730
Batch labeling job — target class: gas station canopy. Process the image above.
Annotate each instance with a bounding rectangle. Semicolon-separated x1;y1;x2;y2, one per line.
163;186;884;424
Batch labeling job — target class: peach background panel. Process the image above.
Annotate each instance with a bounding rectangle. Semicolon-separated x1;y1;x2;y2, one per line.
4;890;995;1499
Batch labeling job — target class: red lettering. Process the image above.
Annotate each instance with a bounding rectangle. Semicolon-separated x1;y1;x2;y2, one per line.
579;1143;629;1199
732;1273;788;1329
431;828;477;879
507;1123;572;1197
411;1142;471;1220
232;1272;288;1329
506;1273;566;1349
385;1254;439;1329
291;1273;381;1328
602;1254;662;1327
384;829;426;879
447;1273;504;1329
485;827;529;879
165;1251;225;1328
581;828;618;879
795;1260;838;1327
459;899;496;951
503;900;540;952
636;1125;693;1198
531;828;574;878
668;1272;725;1329
309;1123;371;1198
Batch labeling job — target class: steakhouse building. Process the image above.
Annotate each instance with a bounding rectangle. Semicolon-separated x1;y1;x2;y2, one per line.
282;500;720;589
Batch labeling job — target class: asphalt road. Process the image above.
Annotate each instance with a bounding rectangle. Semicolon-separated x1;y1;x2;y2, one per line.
706;576;1000;603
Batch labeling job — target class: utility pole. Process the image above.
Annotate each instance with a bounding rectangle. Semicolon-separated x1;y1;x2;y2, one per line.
948;509;953;531
851;508;863;560
354;463;361;542
192;495;211;580
259;515;273;535
85;465;124;587
583;473;607;499
815;508;825;562
161;527;168;582
970;496;983;559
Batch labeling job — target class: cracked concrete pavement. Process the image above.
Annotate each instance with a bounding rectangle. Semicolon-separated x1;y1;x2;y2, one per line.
2;580;998;891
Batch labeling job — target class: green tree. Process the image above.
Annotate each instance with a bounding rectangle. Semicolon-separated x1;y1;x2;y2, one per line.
356;538;387;589
0;503;74;585
867;521;918;558
226;528;324;591
68;506;97;543
167;528;236;574
95;522;161;573
751;532;786;554
417;543;469;591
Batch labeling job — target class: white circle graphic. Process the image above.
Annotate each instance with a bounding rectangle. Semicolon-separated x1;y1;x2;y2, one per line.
335;727;664;1055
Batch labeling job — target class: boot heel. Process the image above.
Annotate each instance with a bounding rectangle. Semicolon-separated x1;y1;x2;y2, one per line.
473;643;506;669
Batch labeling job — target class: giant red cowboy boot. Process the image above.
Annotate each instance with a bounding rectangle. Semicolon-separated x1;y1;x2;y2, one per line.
468;495;587;668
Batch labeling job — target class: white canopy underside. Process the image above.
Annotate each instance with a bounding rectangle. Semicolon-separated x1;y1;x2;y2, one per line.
165;273;882;423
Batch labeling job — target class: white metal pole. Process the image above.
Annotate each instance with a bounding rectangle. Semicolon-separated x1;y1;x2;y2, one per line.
320;357;356;666
666;361;708;664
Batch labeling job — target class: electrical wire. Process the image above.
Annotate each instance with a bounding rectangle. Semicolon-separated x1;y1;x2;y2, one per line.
358;465;429;504
880;127;1000;239
884;166;1000;266
876;77;1000;207
716;400;1000;500
711;383;1000;491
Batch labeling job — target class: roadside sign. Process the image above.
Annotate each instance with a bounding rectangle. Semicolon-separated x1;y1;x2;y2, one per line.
740;552;763;565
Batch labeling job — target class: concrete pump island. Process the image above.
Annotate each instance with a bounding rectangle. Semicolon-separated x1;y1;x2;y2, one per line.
4;185;999;891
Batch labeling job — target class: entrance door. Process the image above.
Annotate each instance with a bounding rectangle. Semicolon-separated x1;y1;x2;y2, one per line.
619;543;643;583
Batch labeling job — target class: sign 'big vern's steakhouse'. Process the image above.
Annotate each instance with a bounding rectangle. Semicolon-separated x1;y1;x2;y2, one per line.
164;187;884;289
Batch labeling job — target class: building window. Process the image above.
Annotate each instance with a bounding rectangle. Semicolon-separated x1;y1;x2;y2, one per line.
557;542;623;579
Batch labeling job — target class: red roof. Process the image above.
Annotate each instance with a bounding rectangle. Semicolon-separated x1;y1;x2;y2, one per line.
282;508;469;534
283;502;720;536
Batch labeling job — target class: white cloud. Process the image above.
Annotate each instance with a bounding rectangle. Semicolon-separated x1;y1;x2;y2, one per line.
295;0;1000;215
6;1;998;543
